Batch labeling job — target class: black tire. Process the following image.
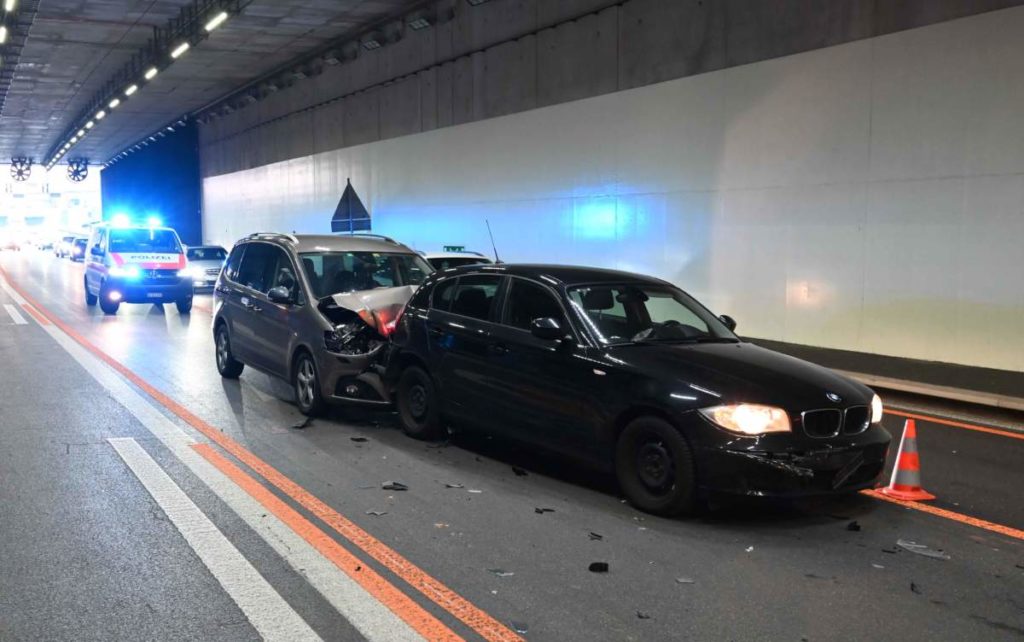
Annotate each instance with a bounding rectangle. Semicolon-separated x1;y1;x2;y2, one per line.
84;277;97;306
214;324;244;379
98;283;120;315
293;351;325;416
396;366;444;440
615;416;696;517
176;294;193;314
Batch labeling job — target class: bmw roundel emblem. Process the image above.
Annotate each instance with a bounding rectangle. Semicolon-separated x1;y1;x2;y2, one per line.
826;392;842;403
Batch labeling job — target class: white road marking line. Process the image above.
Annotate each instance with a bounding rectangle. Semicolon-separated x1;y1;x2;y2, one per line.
3;303;27;325
0;274;425;642
108;437;320;642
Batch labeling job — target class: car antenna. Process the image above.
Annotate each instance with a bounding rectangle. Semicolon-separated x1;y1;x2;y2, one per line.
486;219;502;264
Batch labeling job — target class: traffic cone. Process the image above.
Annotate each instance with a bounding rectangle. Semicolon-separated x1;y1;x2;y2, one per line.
879;419;935;501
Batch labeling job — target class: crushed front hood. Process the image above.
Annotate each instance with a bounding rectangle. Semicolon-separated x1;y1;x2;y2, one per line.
319;285;417;332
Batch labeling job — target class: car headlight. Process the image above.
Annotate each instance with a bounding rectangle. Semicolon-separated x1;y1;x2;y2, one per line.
871;393;884;424
699;404;791;435
109;265;140;279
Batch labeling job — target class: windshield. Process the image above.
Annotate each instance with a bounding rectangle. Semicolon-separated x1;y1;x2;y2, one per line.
300;251;433;299
568;284;737;345
109;228;182;254
187;247;227;261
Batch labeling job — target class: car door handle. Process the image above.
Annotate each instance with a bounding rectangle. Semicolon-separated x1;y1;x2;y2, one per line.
428;326;444;338
250;304;263;313
489;343;510;355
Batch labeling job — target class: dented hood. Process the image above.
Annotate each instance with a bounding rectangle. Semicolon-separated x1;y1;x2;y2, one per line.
319;285;417;332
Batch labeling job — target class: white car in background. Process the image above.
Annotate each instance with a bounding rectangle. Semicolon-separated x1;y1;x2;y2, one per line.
184;245;229;290
421;251;494;270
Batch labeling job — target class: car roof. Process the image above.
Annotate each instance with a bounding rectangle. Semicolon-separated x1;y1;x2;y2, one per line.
240;233;417;255
423;251;491;260
437;263;671;287
186;245;226;250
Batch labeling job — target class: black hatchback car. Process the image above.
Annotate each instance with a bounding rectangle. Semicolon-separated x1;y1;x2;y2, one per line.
388;264;891;516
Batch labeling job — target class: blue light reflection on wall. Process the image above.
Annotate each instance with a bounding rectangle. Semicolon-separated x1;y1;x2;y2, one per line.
572;197;619;240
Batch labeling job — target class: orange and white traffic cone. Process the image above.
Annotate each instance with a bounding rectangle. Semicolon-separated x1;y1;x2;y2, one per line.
879;419;935;501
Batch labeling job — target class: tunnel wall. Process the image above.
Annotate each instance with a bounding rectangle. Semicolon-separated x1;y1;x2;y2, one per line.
200;6;1024;373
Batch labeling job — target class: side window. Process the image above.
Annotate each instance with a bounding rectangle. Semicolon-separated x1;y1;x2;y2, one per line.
504;280;565;330
235;243;274;292
267;247;298;294
407;281;433;310
224;245;246;282
450;274;501;321
431;277;458;312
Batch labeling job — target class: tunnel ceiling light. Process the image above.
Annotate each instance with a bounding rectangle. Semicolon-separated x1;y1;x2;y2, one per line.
204;11;228;32
361;38;381;51
96;109;106;120
109;97;121;109
144;66;158;80
0;26;7;44
76;129;85;137
85;120;94;129
170;42;190;59
4;0;16;12
124;84;138;96
70;136;78;143
408;17;431;30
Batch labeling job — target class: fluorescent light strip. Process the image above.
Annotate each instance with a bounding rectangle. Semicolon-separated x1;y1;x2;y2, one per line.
144;67;158;80
4;0;16;13
109;98;121;109
125;84;138;96
0;26;7;44
170;42;190;59
205;11;228;32
76;129;85;137
96;110;106;120
85;121;94;129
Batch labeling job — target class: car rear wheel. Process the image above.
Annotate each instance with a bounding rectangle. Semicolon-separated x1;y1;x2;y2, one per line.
396;366;444;440
98;283;119;315
215;324;244;379
294;352;325;417
615;416;696;516
176;294;193;314
84;277;97;306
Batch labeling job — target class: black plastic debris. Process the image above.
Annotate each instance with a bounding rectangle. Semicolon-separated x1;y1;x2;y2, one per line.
589;562;609;573
292;417;314;430
636;611;652;620
444;482;464;489
512;466;528;477
534;508;555;514
511;622;529;634
351;436;369;442
488;569;514;577
881;548;899;554
366;510;387;516
1015;563;1024;570
910;582;922;594
355;565;362;572
846;521;861;532
589;532;603;541
382;481;409;491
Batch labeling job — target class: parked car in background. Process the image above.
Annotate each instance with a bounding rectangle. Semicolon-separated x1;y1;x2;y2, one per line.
387;264;891;516
70;237;88;261
422;251;493;270
212;233;433;416
184;245;228;290
84;224;193;315
56;235;76;257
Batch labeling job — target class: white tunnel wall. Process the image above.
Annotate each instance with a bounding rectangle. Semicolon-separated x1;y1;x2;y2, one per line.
202;7;1024;373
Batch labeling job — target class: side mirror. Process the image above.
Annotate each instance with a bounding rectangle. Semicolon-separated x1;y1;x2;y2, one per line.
530;317;564;341
267;286;294;305
719;314;737;332
91;245;104;256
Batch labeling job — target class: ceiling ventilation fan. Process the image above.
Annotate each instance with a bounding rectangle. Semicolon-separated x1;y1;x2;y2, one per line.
10;158;31;182
68;159;88;182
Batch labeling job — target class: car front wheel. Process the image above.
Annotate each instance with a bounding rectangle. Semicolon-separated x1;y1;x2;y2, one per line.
615;416;696;516
215;324;244;379
396;366;444;440
176;294;193;314
84;277;97;306
294;352;325;416
98;282;119;315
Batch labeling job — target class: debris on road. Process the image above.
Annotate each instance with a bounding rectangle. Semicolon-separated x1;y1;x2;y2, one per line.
365;510;387;516
512;466;528;477
910;582;922;594
589;532;603;541
897;539;951;560
636;611;651;620
468;489;483;494
745;546;754;553
488;569;515;577
881;547;898;554
511;622;529;634
846;521;861;532
534;507;555;514
381;481;409;491
872;564;885;569
675;577;695;584
350;436;369;442
292;417;314;430
589;562;609;573
443;482;464;489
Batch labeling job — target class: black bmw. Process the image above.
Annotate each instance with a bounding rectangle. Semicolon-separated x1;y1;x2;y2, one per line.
387;264;891;516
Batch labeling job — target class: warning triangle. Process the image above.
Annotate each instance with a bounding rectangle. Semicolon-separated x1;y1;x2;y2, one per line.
331;179;371;233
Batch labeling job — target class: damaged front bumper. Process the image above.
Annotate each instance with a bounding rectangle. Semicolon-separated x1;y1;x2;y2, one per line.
694;425;891;497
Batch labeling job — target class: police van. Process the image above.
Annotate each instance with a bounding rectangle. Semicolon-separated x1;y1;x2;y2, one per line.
84;223;193;315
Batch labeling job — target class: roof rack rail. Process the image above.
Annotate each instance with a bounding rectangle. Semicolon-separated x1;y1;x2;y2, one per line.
245;232;299;244
341;233;398;244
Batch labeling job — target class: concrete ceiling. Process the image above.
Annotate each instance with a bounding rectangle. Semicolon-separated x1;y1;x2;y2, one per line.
0;0;420;166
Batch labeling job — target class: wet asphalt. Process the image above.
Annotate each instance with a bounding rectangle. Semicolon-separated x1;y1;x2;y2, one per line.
1;250;1022;641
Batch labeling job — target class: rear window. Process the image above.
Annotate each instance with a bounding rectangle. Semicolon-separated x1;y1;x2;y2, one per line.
187;247;227;261
109;228;181;254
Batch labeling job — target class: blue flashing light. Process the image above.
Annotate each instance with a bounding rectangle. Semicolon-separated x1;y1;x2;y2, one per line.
146;216;162;228
110;213;132;228
109;265;141;279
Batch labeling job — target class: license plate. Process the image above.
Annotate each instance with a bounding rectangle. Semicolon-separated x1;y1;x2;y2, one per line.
146;293;163;299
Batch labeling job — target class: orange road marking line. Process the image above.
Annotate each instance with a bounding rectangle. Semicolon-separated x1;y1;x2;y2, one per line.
20;302;50;325
862;489;1024;541
0;266;524;642
885;409;1024;441
193;443;463;642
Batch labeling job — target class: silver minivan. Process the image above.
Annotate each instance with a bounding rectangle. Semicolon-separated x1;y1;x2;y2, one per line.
212;233;433;416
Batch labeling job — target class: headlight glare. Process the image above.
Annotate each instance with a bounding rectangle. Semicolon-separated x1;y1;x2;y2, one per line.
871;394;884;424
109;265;140;279
699;403;791;435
